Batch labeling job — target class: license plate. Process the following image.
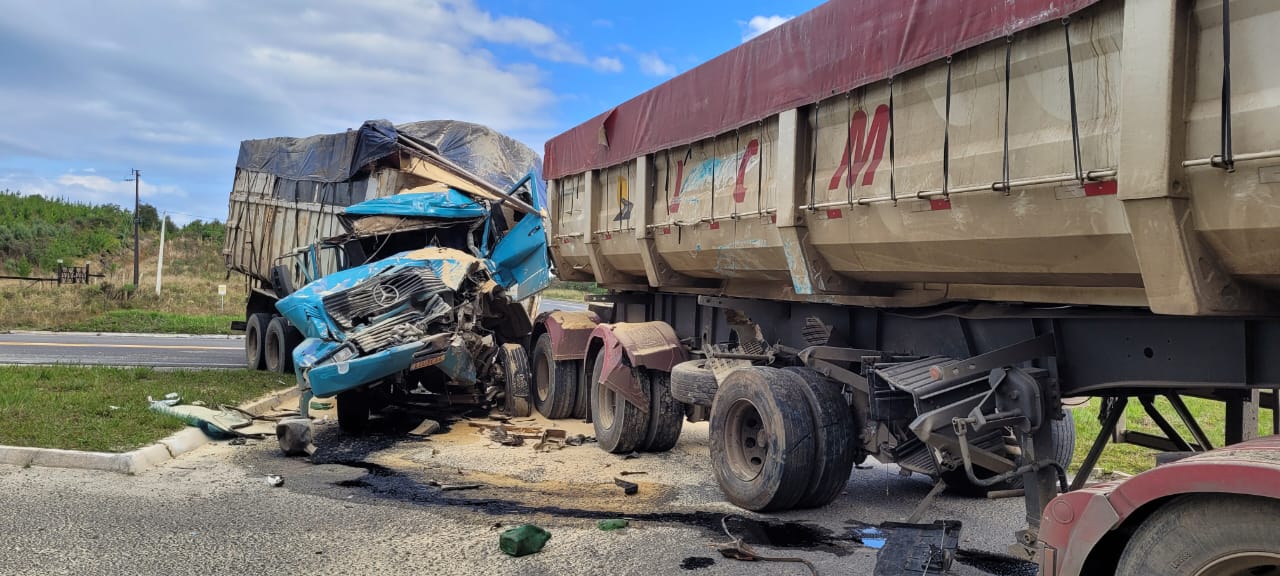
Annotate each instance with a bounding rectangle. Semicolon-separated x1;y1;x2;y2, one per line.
411;355;445;370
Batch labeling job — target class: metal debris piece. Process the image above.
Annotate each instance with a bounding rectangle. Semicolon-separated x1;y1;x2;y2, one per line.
489;426;524;446
440;483;483;492
265;474;284;487
623;452;640;460
872;521;961;576
228;437;247;446
619;471;647;476
716;515;817;575
565;434;594;446
614;477;639;495
408;419;442;437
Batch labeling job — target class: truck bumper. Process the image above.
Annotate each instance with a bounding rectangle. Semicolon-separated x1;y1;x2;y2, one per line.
307;342;424;398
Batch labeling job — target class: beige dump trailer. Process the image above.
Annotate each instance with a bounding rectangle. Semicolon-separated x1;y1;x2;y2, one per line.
529;0;1280;572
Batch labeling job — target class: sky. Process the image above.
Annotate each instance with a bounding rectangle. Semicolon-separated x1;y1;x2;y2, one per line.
0;0;822;225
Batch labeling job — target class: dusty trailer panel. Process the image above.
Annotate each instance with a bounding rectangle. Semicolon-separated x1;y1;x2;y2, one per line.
546;0;1280;316
536;0;1280;572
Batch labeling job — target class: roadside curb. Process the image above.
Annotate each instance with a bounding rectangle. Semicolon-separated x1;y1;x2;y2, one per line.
2;330;244;339
0;387;299;475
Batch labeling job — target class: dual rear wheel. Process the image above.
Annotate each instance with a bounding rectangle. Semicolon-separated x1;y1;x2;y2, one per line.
589;348;685;454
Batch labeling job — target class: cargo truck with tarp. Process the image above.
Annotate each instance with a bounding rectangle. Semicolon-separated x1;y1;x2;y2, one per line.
223;120;550;428
528;0;1280;573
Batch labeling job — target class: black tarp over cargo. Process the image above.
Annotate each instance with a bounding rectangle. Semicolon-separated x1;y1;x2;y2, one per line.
235;119;540;193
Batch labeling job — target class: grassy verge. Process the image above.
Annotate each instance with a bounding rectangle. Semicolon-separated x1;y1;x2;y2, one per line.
1071;396;1274;475
63;310;239;335
0;366;289;452
541;280;606;302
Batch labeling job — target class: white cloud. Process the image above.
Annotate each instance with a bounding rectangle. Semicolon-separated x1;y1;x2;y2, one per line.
592;56;624;73
0;172;189;211
0;0;610;220
741;14;793;42
637;52;676;77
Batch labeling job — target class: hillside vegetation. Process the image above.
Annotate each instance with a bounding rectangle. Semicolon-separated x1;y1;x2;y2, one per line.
0;191;243;333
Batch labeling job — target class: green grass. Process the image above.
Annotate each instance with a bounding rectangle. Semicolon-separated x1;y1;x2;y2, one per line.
542;280;606;302
63;310;240;335
0;366;289;452
1071;396;1275;475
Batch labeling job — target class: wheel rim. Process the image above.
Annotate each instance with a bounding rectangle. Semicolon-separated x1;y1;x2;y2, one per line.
266;330;280;369
1193;552;1280;576
724;398;767;482
535;355;550;402
595;380;616;430
246;325;259;361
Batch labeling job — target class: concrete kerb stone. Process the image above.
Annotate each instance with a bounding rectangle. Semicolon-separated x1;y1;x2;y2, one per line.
0;386;299;475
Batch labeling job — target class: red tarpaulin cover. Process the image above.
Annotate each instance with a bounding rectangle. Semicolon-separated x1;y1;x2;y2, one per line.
544;0;1103;179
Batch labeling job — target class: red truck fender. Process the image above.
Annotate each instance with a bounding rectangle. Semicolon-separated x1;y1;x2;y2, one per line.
1039;434;1280;575
532;310;601;361
582;321;686;414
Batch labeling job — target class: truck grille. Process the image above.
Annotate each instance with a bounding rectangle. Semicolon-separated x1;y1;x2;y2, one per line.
323;267;448;329
350;308;425;353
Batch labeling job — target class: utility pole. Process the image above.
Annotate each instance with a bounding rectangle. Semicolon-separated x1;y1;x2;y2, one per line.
155;211;167;296
125;169;141;287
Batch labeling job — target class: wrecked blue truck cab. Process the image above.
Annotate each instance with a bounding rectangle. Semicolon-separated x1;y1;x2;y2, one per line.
275;177;551;430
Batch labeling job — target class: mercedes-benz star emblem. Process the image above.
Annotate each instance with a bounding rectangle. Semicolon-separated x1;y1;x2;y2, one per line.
373;284;400;306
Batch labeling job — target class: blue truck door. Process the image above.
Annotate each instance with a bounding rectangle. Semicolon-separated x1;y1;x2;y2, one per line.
489;175;552;301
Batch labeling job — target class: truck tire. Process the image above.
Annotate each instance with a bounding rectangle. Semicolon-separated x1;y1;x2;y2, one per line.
942;411;1076;496
710;367;817;512
1115;494;1280;576
783;367;856;508
245;313;272;371
264;317;292;374
572;364;591;421
590;348;648;453
336;388;369;434
532;334;577;419
640;369;684;453
670;359;717;407
496;344;532;417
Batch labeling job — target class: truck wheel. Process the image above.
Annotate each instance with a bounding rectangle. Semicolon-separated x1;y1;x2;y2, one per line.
532;334;577;419
244;313;272;370
590;348;648;453
264;317;293;374
496;344;532;417
710;367;817;512
1116;494;1280;576
336;389;369;434
640;369;684;453
670;359;718;407
784;367;856;508
942;411;1076;496
572;363;591;421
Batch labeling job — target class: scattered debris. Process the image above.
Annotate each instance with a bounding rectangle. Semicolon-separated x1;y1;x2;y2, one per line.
619;471;647;476
986;488;1025;500
680;557;716;570
564;434;594;446
716;515;817;575
148;394;260;440
623;452;640;460
408;418;442;437
872;521;961;576
597;519;629;531
613;477;639;495
499;524;551;557
108;405;121;411
532;429;570;451
265;474;284;487
440;483;483;492
309;399;334;411
488;426;524;446
276;417;316;456
228;437;247;446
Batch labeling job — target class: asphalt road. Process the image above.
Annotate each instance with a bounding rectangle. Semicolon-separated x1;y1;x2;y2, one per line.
0;409;1035;576
0;298;589;369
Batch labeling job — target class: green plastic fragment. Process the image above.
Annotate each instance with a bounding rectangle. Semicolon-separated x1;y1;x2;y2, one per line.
499;524;551;557
309;400;334;411
597;519;629;531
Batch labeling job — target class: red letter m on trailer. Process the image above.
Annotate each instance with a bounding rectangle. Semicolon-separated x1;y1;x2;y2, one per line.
828;104;890;190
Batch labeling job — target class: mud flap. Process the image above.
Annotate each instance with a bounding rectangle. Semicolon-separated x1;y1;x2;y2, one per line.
872;521;961;575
